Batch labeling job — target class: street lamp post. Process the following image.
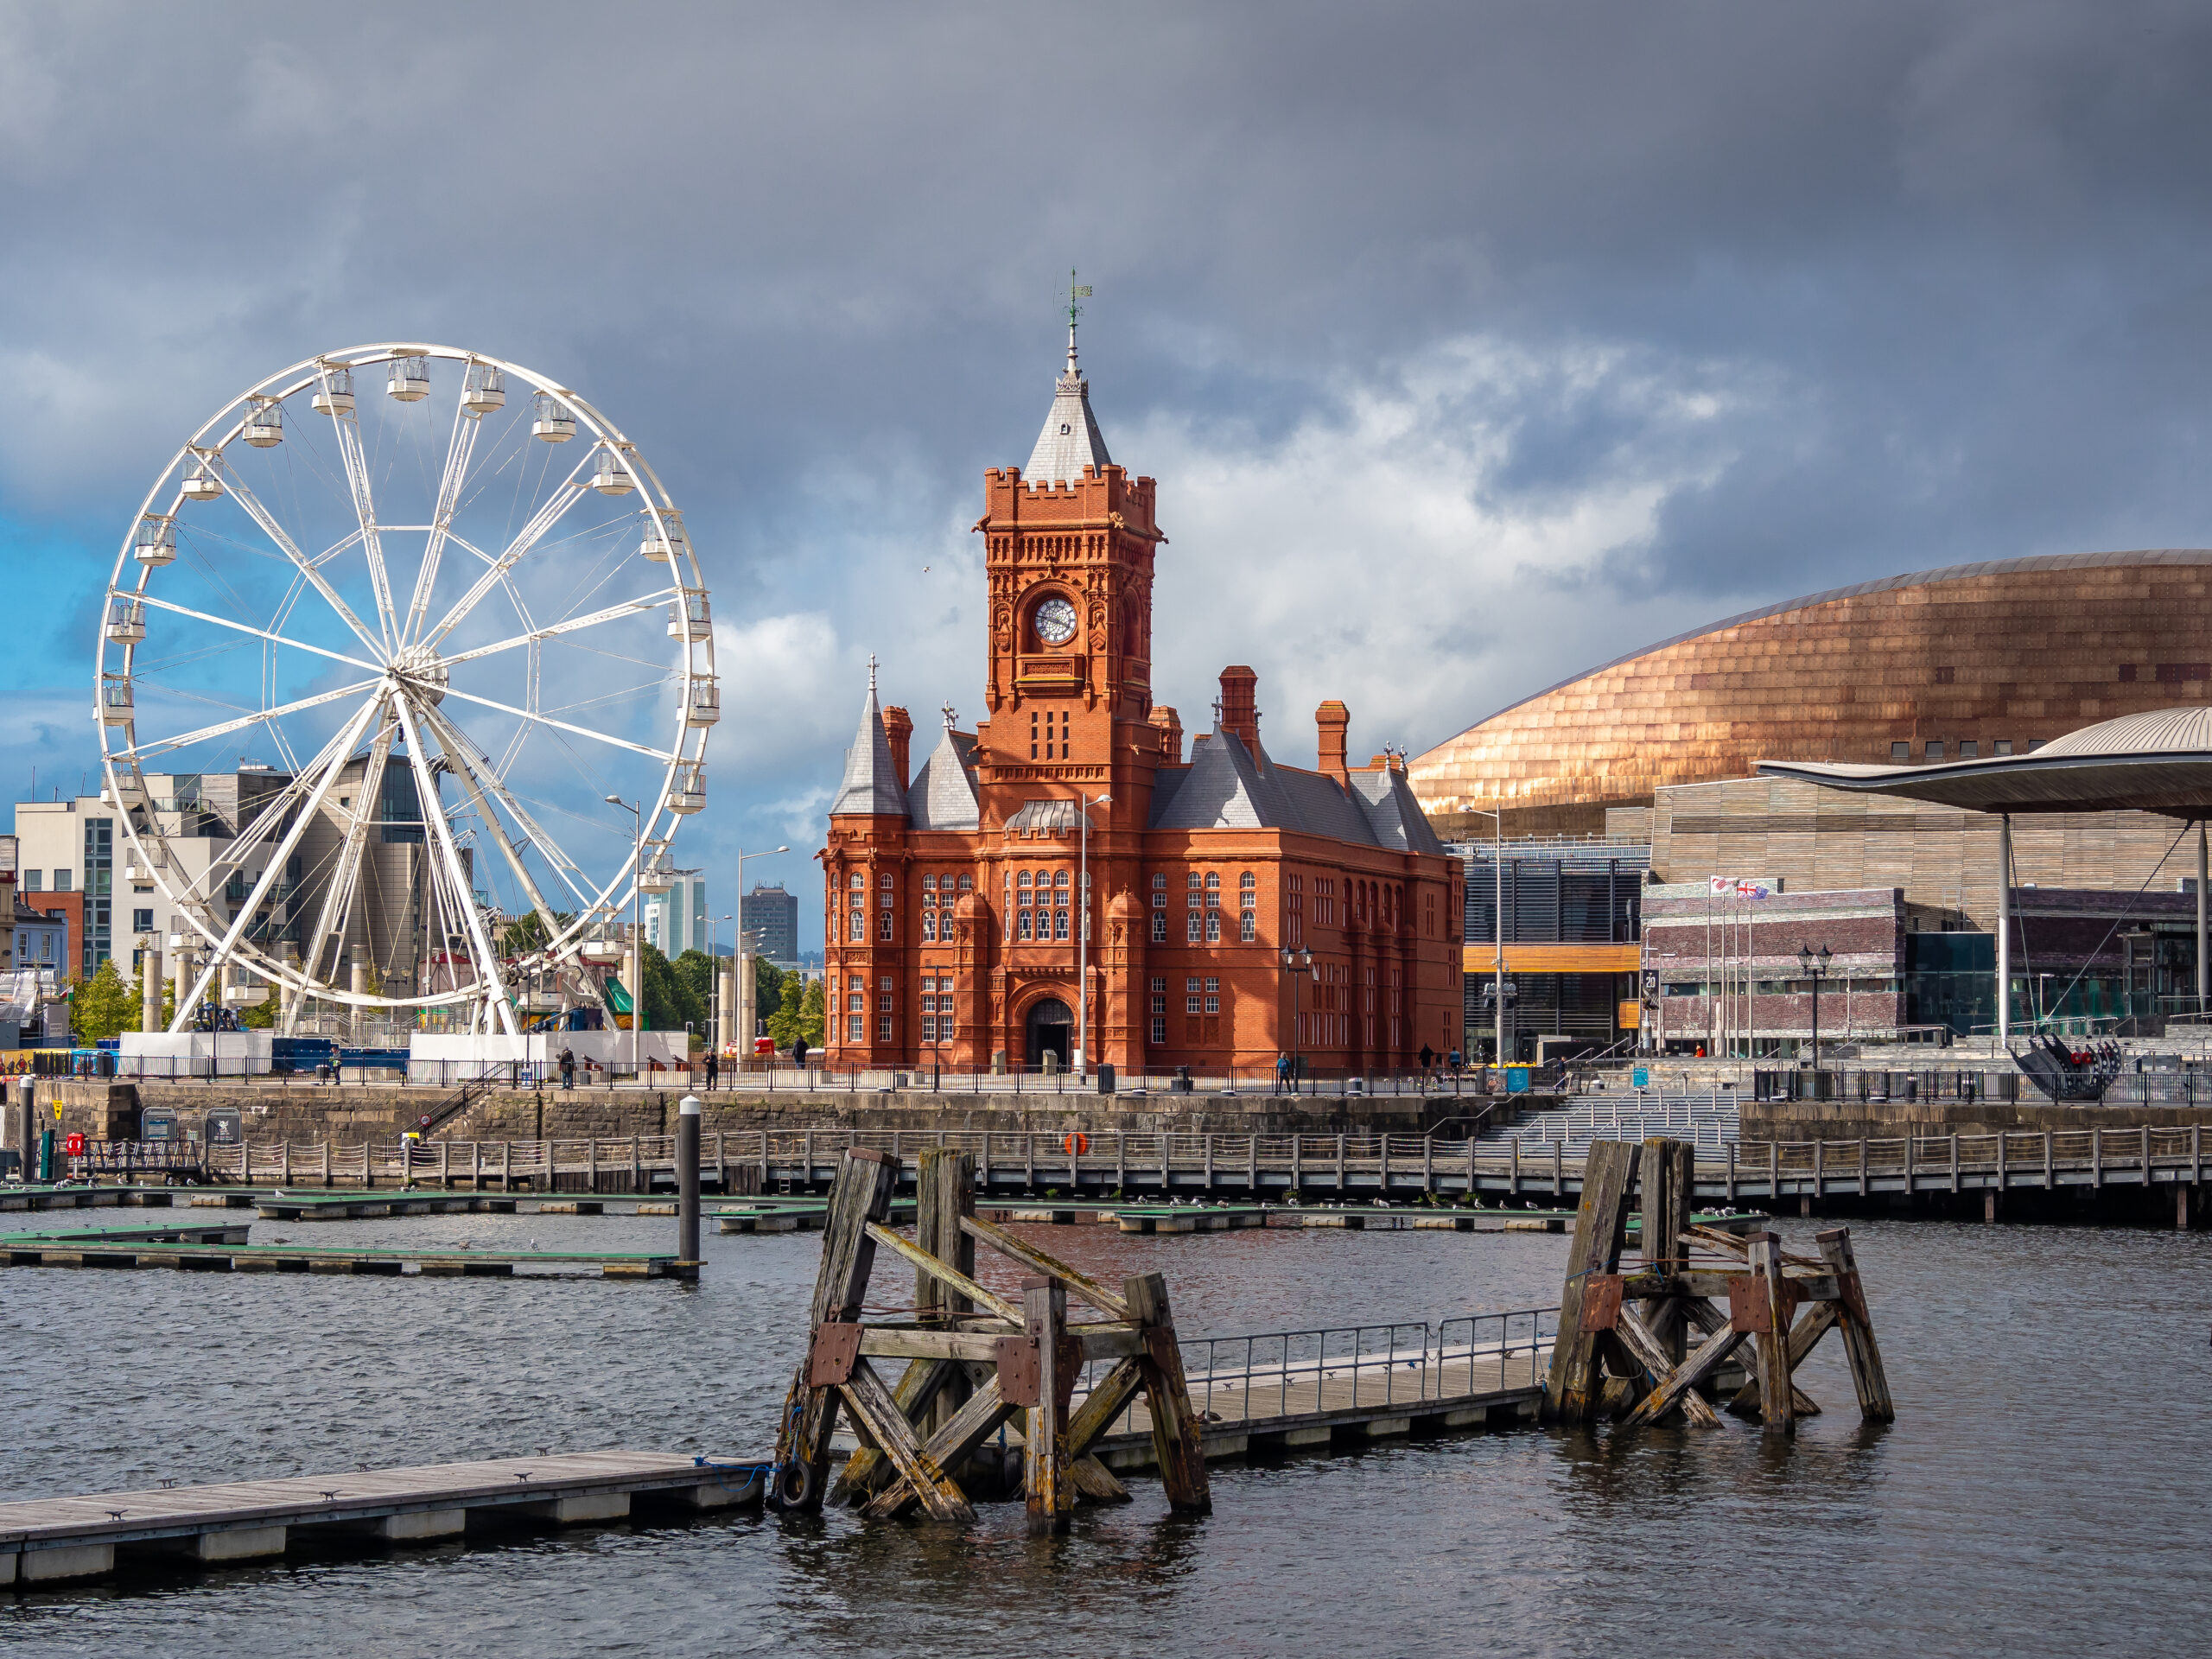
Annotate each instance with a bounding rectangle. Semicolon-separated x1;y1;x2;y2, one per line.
607;794;642;1081
1468;807;1506;1067
1797;943;1832;1068
1281;946;1314;1092
1075;794;1109;1078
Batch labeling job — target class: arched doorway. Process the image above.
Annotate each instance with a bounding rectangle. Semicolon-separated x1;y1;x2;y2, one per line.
1025;997;1074;1069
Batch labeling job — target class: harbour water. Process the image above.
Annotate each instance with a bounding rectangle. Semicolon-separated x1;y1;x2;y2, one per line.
3;1211;2208;1656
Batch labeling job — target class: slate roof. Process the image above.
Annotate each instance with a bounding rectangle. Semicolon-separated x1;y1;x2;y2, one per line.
1147;726;1446;852
908;727;980;832
827;677;908;817
1024;359;1112;484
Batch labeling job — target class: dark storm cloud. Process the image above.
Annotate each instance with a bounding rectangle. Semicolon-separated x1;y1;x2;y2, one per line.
4;0;2211;861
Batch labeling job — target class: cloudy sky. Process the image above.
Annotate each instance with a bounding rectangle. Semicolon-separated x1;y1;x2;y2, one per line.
6;1;2211;951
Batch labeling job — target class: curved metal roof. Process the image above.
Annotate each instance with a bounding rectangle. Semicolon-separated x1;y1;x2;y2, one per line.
1463;548;2212;734
1757;704;2212;818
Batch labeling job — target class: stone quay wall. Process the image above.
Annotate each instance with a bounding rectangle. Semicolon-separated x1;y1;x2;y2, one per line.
26;1080;1515;1149
1739;1095;2212;1142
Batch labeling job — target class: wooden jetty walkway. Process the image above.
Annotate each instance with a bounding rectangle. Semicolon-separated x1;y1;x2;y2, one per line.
0;1452;760;1585
87;1124;2198;1216
0;1217;692;1279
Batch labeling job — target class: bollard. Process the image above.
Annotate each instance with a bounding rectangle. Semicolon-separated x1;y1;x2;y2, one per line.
677;1094;702;1268
14;1079;31;1183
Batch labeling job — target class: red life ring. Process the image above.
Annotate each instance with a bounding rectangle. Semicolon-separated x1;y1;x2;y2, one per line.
1063;1133;1090;1156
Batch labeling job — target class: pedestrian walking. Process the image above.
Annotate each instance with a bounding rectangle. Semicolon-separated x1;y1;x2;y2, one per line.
559;1046;575;1090
1274;1051;1291;1095
792;1035;810;1069
704;1050;719;1091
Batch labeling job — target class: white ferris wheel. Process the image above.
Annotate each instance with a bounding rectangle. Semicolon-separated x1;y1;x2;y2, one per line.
95;343;716;1037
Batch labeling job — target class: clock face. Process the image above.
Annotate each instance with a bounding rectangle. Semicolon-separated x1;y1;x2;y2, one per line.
1033;596;1078;647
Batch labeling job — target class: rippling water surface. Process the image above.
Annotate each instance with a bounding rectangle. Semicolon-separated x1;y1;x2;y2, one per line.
3;1208;2208;1656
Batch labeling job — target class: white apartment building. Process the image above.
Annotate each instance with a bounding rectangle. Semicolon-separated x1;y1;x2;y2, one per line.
644;872;709;961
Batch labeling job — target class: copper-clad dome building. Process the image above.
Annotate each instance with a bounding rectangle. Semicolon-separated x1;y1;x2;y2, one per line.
1410;550;2212;841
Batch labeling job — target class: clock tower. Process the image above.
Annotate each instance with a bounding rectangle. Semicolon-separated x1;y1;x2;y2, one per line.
971;319;1171;825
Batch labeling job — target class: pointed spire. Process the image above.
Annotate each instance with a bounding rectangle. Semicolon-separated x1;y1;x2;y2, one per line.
1025;274;1111;485
828;663;908;818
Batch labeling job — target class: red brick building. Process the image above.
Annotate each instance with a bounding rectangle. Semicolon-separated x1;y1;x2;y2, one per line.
819;333;1463;1074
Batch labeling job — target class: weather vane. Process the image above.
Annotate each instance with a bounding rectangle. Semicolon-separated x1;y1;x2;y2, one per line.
1065;269;1092;373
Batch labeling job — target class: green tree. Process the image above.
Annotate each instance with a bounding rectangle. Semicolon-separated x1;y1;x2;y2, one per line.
753;954;785;1022
638;941;705;1033
764;970;823;1051
673;949;718;1018
73;957;137;1043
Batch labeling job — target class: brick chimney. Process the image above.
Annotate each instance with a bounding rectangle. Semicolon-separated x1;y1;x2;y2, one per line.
1315;701;1350;785
1149;704;1184;765
883;705;913;791
1218;665;1259;753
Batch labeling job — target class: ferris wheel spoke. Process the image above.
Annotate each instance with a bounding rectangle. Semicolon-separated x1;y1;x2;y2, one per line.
404;397;482;647
219;467;390;661
118;677;383;764
438;588;681;667
423;458;596;649
391;693;518;1035
416;699;599;924
322;394;401;651
132;594;389;679
435;683;678;763
171;694;384;1031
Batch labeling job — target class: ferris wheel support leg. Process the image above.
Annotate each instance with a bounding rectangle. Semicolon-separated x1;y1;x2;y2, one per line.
295;712;398;1011
418;701;571;947
391;692;520;1039
172;694;385;1033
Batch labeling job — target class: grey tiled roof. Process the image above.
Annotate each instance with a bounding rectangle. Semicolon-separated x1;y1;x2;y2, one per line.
909;728;980;832
1025;369;1111;484
828;680;908;817
1350;767;1447;855
1147;728;1446;853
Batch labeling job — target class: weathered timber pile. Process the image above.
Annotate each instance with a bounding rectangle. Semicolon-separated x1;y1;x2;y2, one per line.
1542;1136;1894;1434
768;1146;1212;1533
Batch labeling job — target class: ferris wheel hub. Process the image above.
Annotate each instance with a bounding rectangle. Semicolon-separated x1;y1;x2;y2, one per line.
391;642;449;704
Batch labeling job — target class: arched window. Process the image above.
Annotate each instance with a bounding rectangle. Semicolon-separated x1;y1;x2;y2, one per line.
1205;872;1220;890
1054;869;1071;890
1018;870;1033;889
849;871;864;891
1239;873;1257;943
1153;872;1167;890
923;874;937;893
